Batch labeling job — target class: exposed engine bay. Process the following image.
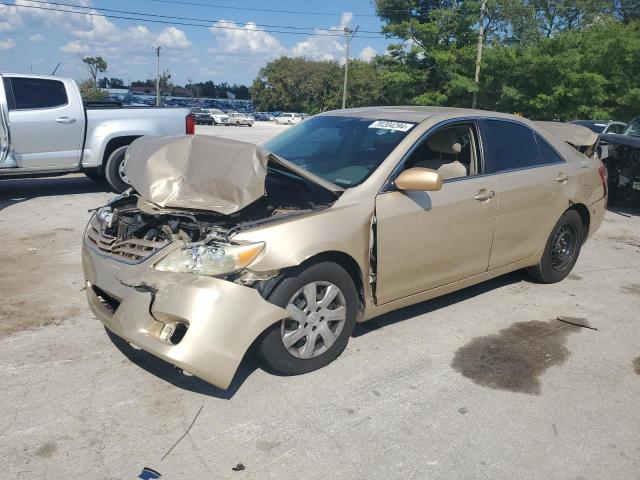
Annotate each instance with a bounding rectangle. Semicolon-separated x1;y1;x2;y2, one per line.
87;163;339;266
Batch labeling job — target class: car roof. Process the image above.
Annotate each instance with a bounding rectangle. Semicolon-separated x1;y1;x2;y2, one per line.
316;106;524;123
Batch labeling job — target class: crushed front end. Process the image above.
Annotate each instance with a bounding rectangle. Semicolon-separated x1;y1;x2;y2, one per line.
81;194;297;389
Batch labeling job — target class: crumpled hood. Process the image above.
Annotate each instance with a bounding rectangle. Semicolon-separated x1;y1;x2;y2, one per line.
534;121;599;149
124;134;270;214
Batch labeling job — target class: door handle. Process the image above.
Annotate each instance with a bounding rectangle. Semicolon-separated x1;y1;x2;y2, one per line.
56;117;76;124
474;190;495;201
555;173;569;183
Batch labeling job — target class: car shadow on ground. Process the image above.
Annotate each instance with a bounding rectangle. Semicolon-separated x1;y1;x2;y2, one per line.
352;270;525;337
105;327;261;400
0;175;111;211
107;271;526;400
607;202;640;218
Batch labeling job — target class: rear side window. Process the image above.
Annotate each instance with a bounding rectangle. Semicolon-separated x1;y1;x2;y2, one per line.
481;120;539;173
535;134;564;165
8;77;68;110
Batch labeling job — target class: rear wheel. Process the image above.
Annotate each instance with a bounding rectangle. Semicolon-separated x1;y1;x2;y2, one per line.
104;145;130;193
526;210;583;283
258;262;358;376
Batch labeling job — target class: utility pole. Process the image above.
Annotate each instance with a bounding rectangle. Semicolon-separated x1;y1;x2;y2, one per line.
341;26;358;110
154;45;162;107
472;0;486;109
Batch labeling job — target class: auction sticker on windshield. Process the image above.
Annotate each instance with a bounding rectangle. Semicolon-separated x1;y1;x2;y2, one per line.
368;120;415;132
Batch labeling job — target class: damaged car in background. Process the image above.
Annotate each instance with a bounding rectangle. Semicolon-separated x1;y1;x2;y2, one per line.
598;116;640;203
82;107;607;389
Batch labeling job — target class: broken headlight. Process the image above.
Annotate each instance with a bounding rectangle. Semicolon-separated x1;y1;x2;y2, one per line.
154;242;265;277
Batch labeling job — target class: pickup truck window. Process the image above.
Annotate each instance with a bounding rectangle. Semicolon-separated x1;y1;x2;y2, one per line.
7;77;68;110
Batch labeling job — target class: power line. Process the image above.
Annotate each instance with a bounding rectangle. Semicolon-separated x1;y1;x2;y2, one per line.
21;0;389;35
145;0;381;17
0;1;390;38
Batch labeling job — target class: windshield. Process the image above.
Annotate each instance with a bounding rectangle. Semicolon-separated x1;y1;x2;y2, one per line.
263;116;415;188
623;117;640;137
210;109;225;115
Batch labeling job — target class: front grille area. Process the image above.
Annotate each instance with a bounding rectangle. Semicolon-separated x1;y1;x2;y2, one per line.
86;215;168;263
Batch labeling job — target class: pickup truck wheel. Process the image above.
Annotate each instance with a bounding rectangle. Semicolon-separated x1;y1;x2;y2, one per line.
258;262;357;376
104;145;131;193
526;210;583;284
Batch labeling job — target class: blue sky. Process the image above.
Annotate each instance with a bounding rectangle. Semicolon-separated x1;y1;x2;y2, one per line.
0;0;394;85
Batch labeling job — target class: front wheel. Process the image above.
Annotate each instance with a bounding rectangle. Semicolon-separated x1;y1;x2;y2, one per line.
258;262;358;376
526;210;583;283
104;145;130;193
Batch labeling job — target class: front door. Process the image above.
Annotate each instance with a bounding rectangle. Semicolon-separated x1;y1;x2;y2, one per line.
3;76;84;170
374;122;497;305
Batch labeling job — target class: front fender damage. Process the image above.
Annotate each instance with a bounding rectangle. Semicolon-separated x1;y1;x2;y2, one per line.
87;263;290;389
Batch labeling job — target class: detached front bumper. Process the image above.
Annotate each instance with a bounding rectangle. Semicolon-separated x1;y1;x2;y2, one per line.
82;242;289;389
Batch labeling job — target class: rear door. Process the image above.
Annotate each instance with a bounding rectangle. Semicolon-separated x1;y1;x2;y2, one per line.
479;119;571;269
3;76;84;169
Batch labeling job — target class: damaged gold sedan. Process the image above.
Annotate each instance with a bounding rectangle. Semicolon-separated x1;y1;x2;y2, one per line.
82;107;607;389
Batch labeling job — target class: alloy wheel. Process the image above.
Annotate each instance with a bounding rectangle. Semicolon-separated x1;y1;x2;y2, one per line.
117;156;130;185
281;281;347;359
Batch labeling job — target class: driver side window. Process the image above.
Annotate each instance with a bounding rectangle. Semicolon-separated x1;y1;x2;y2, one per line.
404;123;481;181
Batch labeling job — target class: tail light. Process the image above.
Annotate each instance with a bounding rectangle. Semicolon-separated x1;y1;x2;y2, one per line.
598;165;607;187
598;165;607;200
185;114;195;135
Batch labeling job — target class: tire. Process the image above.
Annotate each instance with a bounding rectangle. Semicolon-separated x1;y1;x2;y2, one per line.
212;119;218;126
526;210;584;283
83;168;104;182
258;262;358;376
104;145;131;193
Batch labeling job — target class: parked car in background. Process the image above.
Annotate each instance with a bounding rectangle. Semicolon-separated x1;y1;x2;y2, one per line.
0;73;193;192
599;116;640;203
570;119;627;134
228;112;254;126
276;112;303;125
191;108;213;125
83;106;607;389
206;108;229;125
253;112;274;121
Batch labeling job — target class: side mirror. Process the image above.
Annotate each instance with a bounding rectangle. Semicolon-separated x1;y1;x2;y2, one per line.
395;167;443;192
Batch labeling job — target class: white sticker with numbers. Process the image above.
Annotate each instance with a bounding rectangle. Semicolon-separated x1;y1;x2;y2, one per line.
368;120;415;132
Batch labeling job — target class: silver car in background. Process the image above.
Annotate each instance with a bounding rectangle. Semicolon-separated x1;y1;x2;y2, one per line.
228;112;254;126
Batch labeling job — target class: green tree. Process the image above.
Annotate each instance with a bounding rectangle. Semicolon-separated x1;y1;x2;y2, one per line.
78;79;107;101
479;19;640;120
82;56;107;86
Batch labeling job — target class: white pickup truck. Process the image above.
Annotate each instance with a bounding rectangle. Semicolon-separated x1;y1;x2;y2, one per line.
0;73;194;192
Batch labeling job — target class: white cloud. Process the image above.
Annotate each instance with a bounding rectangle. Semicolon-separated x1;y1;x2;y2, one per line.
60;40;89;54
157;26;192;49
358;46;376;62
209;20;284;55
0;2;24;31
290;12;353;63
29;33;44;41
0;38;16;50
